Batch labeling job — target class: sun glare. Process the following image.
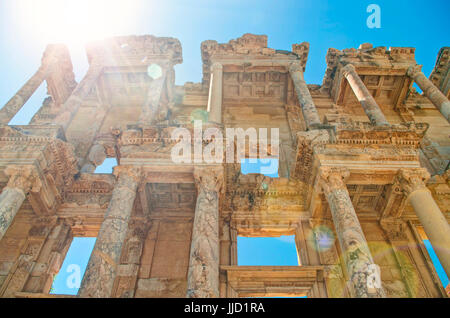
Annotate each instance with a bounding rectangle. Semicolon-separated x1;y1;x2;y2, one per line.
14;0;140;46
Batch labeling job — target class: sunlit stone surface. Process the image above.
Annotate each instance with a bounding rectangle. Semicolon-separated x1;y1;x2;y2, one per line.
0;34;449;298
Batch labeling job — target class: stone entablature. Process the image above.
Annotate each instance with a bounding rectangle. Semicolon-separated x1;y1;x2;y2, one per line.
201;33;309;85
430;47;450;99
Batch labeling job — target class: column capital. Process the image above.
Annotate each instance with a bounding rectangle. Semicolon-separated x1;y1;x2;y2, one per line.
341;63;357;76
210;62;223;71
193;166;224;193
396;168;430;197
406;65;422;78
4;165;42;193
288;61;304;73
318;167;350;194
113;165;143;184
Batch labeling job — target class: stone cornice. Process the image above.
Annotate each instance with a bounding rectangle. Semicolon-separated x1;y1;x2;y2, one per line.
201;33;308;84
429;47;450;95
86;35;183;67
332;122;428;147
321;44;417;94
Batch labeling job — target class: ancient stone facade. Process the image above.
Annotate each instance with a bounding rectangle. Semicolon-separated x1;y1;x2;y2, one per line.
0;34;449;298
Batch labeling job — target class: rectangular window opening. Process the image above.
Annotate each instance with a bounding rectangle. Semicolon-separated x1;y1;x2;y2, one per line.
240;158;279;178
94;157;117;174
422;239;449;289
417;226;449;289
8;80;48;125
50;237;96;295
237;235;299;266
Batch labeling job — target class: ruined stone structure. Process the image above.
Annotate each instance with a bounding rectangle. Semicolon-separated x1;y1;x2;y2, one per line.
0;34;449;298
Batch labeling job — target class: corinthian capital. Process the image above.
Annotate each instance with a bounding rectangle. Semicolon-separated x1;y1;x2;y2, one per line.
318;167;350;194
406;65;422;78
289;61;303;73
341;64;357;76
113;165;143;184
396;168;430;196
4;165;42;193
194;166;224;193
210;62;223;72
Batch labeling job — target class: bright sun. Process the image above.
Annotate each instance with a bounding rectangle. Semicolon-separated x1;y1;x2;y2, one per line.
14;0;140;46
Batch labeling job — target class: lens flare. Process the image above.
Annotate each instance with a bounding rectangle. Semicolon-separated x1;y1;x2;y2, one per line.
308;225;335;252
147;63;163;80
190;109;209;123
13;0;141;46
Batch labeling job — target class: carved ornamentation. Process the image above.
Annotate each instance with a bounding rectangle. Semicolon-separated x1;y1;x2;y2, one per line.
5;166;42;193
193;166;224;194
380;219;408;241
318;166;386;298
291;130;330;184
396;168;430;196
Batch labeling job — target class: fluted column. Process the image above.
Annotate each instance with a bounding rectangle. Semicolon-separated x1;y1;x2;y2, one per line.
78;166;141;298
407;66;450;122
341;64;389;126
397;168;450;278
318;167;386;298
186;166;224;298
0;166;41;240
207;62;223;124
289;61;321;129
54;62;103;131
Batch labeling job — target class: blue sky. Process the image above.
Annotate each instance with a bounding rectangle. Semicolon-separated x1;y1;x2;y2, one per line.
0;0;448;294
50;237;96;295
238;236;298;266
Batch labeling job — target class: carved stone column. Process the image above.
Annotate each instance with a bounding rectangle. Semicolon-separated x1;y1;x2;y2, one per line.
341;64;389;126
186;166;224;298
407;66;450;122
207;62;223;124
318;167;386;298
54;62;103;131
397;168;450;278
289;61;321;129
78;166;141;298
0;166;41;240
0;50;59;125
